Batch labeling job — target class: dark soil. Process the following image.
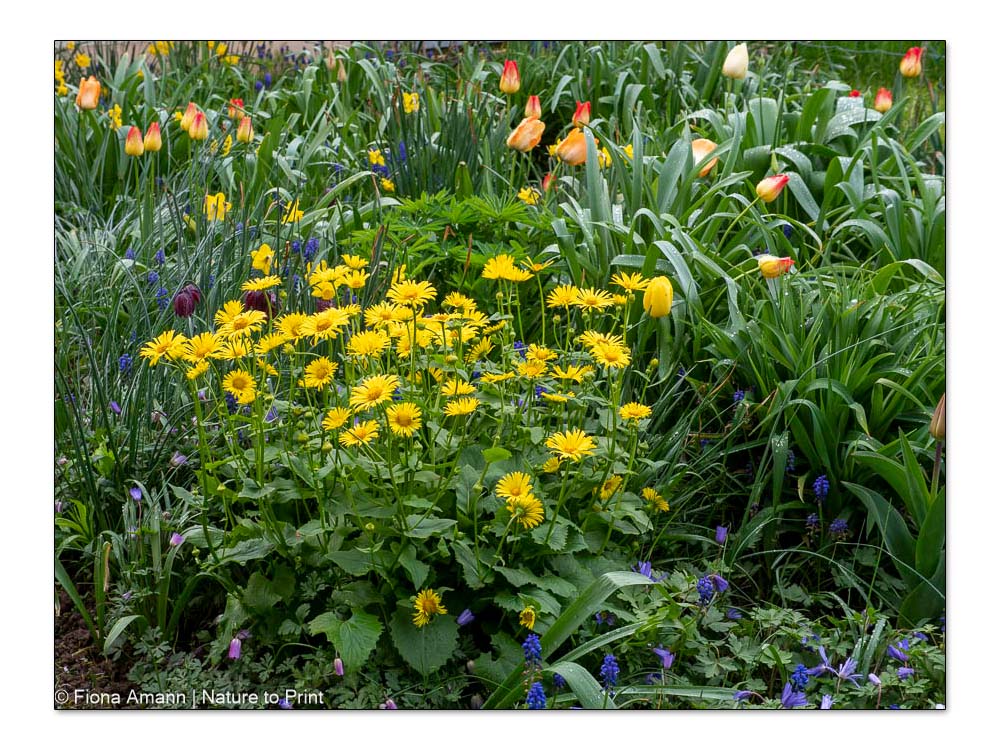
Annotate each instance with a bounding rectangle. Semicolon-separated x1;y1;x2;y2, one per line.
54;588;138;709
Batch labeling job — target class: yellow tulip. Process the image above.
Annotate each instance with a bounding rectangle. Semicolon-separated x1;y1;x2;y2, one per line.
757;254;794;279
642;276;673;318
506;116;545;152
929;393;945;441
124;126;144;157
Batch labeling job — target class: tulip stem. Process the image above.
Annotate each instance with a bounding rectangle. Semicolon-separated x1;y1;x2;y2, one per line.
930;440;942;500
719;196;759;250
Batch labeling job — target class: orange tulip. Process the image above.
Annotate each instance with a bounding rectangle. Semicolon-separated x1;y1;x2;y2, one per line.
228;98;244;119
755;174;789;203
554;128;589;166
236;116;254;143
144;122;162;152
75;75;100;110
179;102;198;132
900;47;923;78
500;60;520;94
874;87;893;113
572;101;591;128
542;173;555;193
124;126;144;157
189;112;209;141
691;138;718;177
506;116;545;152
757;254;794;279
525;95;541;119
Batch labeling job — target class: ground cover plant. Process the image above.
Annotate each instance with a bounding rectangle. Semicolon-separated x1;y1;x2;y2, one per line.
54;39;945;710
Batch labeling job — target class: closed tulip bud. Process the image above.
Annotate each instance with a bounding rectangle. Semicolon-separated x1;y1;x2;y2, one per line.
75;75;101;110
874;87;893;113
144;121;162;152
542;173;555;192
124;126;144;157
900;47;923;78
227;97;244;119
757;254;795;279
499;60;520;94
189;111;209;140
236;115;254;143
643;276;673;318
572;100;591;127
722;43;749;80
524;95;541;119
929;393;945;441
691;138;718;177
755;174;789;203
179;102;198;132
554;128;589;166
506;116;546;152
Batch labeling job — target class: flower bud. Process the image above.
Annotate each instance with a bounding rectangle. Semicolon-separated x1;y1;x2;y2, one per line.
75;75;101;110
173;290;196;318
756;254;795;279
715;526;728;545
244;289;277;320
524;95;541;119
849;89;861;98
755;174;789;203
691;138;718;177
236;115;254;143
900;47;923;78
506;116;545;152
125;126;144;157
499;60;520;94
643;276;673;318
228;97;244;119
181;283;202;304
189;111;209;140
874;87;893;114
228;637;242;660
929;393;945;441
179;101;198;132
572;100;591;127
542;173;555;193
722;43;749;80
144;121;162;152
334;657;344;676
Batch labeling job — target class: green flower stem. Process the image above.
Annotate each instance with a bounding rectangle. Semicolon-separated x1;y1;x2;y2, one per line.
543;463;572;545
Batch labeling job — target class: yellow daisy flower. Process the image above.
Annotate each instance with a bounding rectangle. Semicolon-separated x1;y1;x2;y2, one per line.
412;588;447;628
466;337;494;363
518;360;547;379
590;343;631;369
276;313;310;342
496;471;533;501
572;287;615;311
303;356;338;389
341;254;369;270
443;397;480;417
546;429;597;462
183;332;222;363
365;302;408;328
526;344;557;363
388;279;437;307
186;360;209;380
349;374;401;411
241;275;282;292
222;369;257;404
480;371;515;384
642;487;669;513
507;494;545;529
611;271;650;292
140;330;188;366
340;419;380;447
322;407;351;431
546;284;579;308
255;332;289;356
442;378;476;397
386;402;422;438
619;402;652;421
552;363;591;383
519;606;537;630
215;338;252;360
347;330;391;359
443;292;478;310
541;456;563;474
598;475;623;501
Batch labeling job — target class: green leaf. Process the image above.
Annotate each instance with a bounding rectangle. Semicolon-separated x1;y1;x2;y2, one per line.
482;446;512;464
843;482;917;587
308;610;383;672
389;610;459;676
103;614;145;654
397;544;430;590
547;661;615;709
328;549;375;576
242;572;282;612
452;540;489;589
405;515;456;539
915;490;945;579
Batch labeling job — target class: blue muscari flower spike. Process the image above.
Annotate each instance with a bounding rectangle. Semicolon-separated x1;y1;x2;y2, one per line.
806;512;820;531
535;385;546;399
513;341;527;358
147;270;159;285
304;237;319;262
125;247;136;260
782;223;793;239
599;654;620;688
119;353;133;374
526;681;546;709
829;518;849;537
553;673;565;690
291;240;302;254
264;73;272;87
790;664;809;691
786;449;797;473
471;371;481;382
154;249;165;265
254;81;263;92
733;389;745;403
225;393;239;415
813;474;830;503
523;634;542;664
696;576;715;605
156;287;170;310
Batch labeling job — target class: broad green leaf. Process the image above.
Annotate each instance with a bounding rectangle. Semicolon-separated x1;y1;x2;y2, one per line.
389;610;459;676
547;661;616;709
308;610;383;672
